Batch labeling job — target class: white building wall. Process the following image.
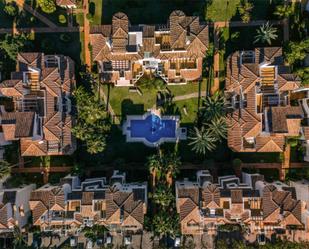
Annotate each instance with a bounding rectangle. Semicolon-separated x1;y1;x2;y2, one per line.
14;184;36;228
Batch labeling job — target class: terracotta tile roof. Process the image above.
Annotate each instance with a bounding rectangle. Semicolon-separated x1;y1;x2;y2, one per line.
179;198;197;221
262;184;302;225
1;112;35;138
30;186;66;224
90;11;208;84
0;53;76;156
201;184;220;208
271;106;303;133
225;47;301;153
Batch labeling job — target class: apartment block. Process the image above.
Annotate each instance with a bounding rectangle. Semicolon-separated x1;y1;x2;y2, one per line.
176;170;309;242
29;171;147;235
0;53;76;156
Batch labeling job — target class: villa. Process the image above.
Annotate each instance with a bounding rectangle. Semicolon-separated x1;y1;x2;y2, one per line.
225;47;309;159
90;10;209;86
29;171;147;235
0;53;76;157
176;170;309;242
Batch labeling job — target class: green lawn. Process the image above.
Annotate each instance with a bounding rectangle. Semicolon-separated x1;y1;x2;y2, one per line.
89;0;102;25
205;0;283;22
102;0;204;24
174;98;199;124
104;81;206;123
206;0;240;22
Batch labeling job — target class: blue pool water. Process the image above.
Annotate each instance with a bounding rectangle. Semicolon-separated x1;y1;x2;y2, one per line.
130;114;176;143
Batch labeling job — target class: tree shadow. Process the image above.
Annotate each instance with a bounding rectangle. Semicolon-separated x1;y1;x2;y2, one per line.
121;98;144;117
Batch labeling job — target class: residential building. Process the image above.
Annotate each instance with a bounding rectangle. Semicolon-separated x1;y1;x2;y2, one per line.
90;11;209;86
225;47;304;154
0;53;76;156
0;184;36;232
175;170;309;242
29;171;147;235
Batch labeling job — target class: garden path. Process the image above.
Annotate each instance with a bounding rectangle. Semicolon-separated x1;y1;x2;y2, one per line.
173;91;207;101
0;26;83;34
82;0;91;67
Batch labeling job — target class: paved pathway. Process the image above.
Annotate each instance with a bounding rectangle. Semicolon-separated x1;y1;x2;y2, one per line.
174;91;206;101
83;0;91;67
0;27;83;34
14;0;58;28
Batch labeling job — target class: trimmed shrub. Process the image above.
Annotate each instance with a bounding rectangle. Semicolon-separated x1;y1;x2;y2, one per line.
58;14;67;24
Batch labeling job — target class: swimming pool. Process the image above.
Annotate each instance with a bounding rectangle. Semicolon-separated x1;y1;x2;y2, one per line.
123;111;187;147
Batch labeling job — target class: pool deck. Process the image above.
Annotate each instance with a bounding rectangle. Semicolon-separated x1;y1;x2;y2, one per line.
123;111;187;147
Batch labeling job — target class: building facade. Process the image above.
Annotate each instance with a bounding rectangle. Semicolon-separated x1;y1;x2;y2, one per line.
90;11;209;85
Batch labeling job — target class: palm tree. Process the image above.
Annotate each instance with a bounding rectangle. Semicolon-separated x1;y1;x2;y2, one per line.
152;211;179;239
163;153;181;186
0;160;12;179
254;22;278;45
208;117;228;142
12;226;27;249
200;92;225;123
151;185;175;210
189;127;218;155
146;154;162;187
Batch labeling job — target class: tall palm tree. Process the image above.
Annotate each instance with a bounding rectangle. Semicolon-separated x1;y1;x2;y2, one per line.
254;22;278;45
208;117;228;142
0;160;12;179
12;226;27;249
151;185;175;210
200;92;225;123
146;154;162;187
163;153;181;186
189;127;218;155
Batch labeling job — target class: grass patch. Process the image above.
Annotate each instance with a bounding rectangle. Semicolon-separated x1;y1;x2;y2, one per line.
73;12;84;26
174;98;199;124
102;0;205;24
104;81;206;122
205;0;240;22
103;84;157;118
89;0;102;25
205;0;283;22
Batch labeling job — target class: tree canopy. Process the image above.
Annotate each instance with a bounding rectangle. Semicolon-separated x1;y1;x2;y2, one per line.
36;0;56;14
72;86;111;154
